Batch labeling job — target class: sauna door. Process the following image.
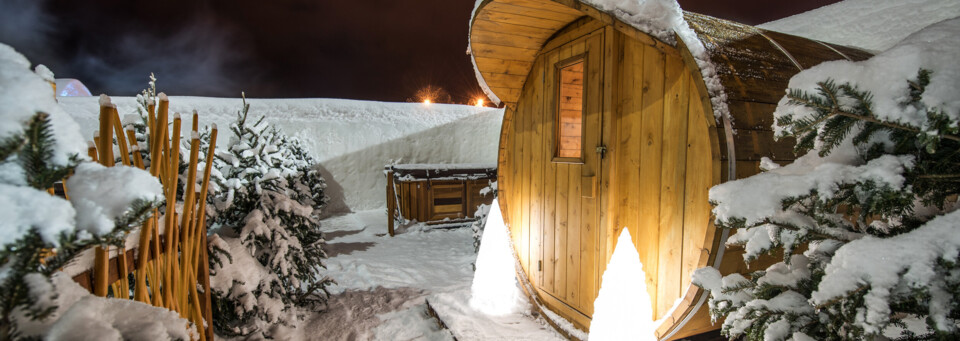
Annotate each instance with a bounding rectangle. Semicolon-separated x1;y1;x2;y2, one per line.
538;29;604;318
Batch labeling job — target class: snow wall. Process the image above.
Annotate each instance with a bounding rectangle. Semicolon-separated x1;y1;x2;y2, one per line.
59;97;504;217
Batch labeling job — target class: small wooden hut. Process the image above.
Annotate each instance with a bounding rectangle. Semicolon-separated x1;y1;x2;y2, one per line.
468;0;870;339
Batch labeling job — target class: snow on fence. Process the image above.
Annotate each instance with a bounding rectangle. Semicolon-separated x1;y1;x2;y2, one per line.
385;164;497;236
61;96;216;341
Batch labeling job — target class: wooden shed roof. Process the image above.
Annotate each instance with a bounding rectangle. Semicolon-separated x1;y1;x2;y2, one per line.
469;0;872;108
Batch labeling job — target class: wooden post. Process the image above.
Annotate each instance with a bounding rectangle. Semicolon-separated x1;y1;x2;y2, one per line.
93;99;115;297
386;167;396;237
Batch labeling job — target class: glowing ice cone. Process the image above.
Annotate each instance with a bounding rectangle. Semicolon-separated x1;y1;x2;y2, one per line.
588;229;656;340
470;199;527;315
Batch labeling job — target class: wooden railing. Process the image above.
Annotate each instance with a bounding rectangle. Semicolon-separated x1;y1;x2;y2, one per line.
62;96;216;341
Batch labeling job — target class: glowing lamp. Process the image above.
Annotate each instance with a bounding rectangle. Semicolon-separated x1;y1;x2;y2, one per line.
423;99;431;105
475;99;485;107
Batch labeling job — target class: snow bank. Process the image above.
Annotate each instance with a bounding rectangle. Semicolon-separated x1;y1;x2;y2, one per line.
773;17;960;133
59;96;503;214
759;0;960;52
589;229;656;341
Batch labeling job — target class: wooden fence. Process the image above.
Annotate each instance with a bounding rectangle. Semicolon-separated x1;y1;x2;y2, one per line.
62;96;216;341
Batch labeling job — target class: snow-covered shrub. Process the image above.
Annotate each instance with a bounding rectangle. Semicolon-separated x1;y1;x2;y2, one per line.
205;95;333;338
0;44;183;339
693;19;960;340
470;181;497;252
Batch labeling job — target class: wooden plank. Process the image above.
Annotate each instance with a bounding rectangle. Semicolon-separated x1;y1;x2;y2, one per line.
555;160;569;301
477;8;571;30
472;43;539;63
637;43;665;314
387;170;396;236
474;57;532;76
472;19;557;42
616;34;642;287
655;56;689;319
597;26;619;310
471;29;550;50
578;32;603;315
519;58;534;275
480;72;529;86
566;39;586;311
487;86;522;103
541;17;605;54
491;0;584;17
528;52;545;287
542;48;560;296
681;81;714;293
486;2;583;22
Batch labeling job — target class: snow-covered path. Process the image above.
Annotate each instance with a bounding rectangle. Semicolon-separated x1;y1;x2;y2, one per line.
294;210;563;341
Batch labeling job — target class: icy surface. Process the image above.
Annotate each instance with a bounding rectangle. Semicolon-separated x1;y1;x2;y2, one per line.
290;210;562;341
759;0;960;52
60;96;503;214
589;229;656;341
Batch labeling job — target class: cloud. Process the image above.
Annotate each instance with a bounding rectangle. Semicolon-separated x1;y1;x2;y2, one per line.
70;16;255;96
0;0;255;97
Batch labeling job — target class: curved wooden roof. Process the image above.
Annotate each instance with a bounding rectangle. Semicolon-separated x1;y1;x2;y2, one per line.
469;0;872;108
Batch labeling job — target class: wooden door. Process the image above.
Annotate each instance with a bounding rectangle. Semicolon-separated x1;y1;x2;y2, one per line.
538;28;604;318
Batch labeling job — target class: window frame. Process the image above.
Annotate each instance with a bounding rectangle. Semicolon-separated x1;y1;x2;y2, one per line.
552;53;588;164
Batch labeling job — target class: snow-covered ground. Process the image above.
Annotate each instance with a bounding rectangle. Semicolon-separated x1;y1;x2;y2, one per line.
290;210;563;340
59;97;503;216
759;0;960;52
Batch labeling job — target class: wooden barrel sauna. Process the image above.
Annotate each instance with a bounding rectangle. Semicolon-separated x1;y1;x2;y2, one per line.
468;0;871;339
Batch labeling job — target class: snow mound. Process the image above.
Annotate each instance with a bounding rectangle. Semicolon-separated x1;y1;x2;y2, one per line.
759;0;960;52
59;96;504;214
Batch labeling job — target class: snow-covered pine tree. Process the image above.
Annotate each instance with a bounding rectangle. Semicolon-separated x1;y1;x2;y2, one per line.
205;95;333;338
0;112;161;340
693;69;960;340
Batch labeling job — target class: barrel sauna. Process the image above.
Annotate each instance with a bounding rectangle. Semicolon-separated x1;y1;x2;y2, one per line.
469;0;871;339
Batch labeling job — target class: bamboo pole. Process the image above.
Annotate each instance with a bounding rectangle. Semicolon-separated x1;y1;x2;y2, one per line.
87;142;98;163
151;95;169;178
127;128;145;170
93;98;115;298
112;108;131;167
117;244;130;299
178;133;200;316
151;214;164;307
163;115;182;312
134;217;156;303
195;125;217;341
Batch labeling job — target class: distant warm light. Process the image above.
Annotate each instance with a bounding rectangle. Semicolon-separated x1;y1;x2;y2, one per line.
423;99;431;105
475;99;485;107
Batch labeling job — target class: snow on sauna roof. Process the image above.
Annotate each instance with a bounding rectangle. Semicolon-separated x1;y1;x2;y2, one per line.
759;0;960;52
468;0;871;121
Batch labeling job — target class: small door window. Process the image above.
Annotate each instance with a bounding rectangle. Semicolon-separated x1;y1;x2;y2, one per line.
556;58;584;160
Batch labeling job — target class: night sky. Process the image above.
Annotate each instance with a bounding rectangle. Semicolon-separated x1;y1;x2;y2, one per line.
2;0;839;103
